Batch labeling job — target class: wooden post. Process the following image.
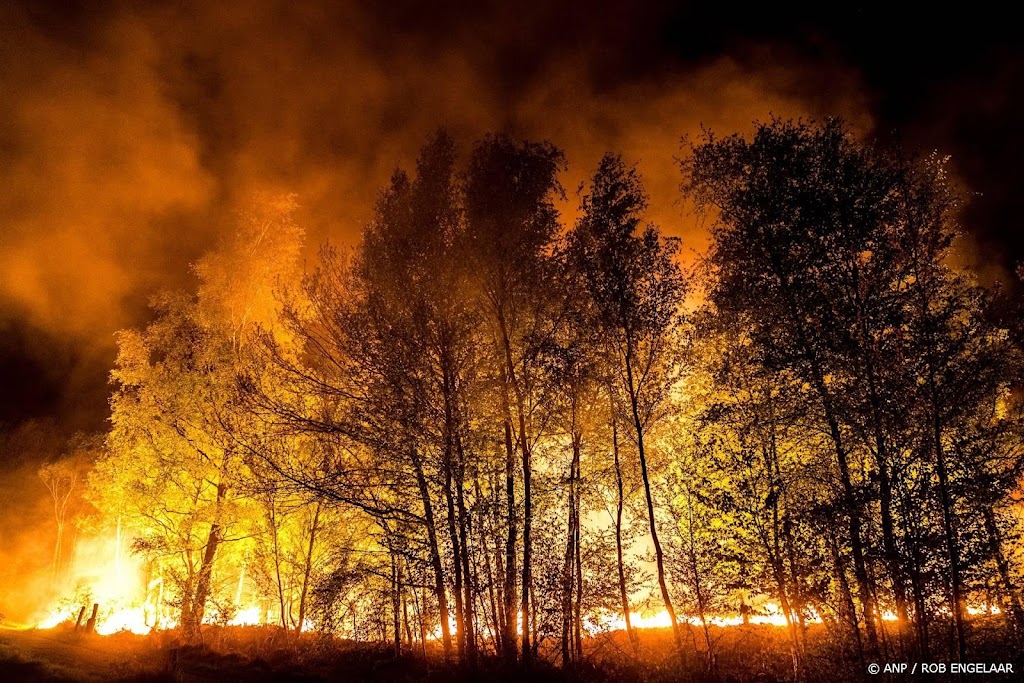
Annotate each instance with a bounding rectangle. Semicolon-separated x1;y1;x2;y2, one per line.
74;606;86;632
85;603;99;634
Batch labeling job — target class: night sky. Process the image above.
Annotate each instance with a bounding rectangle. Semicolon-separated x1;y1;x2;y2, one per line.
1;1;1022;442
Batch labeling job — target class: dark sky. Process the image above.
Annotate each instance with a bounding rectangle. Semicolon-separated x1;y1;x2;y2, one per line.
1;0;1022;440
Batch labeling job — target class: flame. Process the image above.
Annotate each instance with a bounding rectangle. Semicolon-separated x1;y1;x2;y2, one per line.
33;537;1004;639
228;606;264;626
38;599;273;634
38;605;79;630
586;602;822;634
966;603;1001;616
36;600;155;635
96;607;151;635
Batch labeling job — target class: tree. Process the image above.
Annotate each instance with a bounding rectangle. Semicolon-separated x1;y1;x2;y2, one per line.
685;120;901;657
463;133;566;664
103;194;303;641
685;118;1024;665
569;153;688;662
39;436;97;584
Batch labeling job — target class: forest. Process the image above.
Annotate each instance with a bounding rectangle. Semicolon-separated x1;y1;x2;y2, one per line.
10;118;1024;682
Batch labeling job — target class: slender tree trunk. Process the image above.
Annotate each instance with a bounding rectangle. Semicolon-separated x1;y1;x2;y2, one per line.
52;520;64;584
560;486;575;666
823;402;879;654
766;473;802;678
904;501;932;661
295;501;322;634
493;309;520;663
403;584;413;648
501;403;518;663
610;409;638;653
530;581;539;659
454;431;478;664
267;498;289;631
443;453;467;657
410;450;454;659
573;481;583;661
498;314;534;666
440;368;468;659
491;465;510;656
477;475;503;656
933;418;966;662
516;401;533;667
496;313;523;664
391;551;402;658
829;525;865;666
624;352;684;662
865;382;911;648
561;434;580;667
417;587;428;656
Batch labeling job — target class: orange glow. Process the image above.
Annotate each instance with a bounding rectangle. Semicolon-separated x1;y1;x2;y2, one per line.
586;602;821;634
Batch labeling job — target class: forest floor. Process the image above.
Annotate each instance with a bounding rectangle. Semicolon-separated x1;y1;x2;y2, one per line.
0;621;1020;682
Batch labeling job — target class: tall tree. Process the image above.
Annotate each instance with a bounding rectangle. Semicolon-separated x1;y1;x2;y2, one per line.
105;194;303;641
685;120;895;655
570;153;688;661
463;134;565;664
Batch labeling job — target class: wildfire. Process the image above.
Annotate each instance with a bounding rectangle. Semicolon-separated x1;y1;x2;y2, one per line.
32;535;1002;639
37;599;271;635
584;602;818;634
34;538;274;636
228;606;265;627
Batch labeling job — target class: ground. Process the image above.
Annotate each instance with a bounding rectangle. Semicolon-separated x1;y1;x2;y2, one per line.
0;622;1021;682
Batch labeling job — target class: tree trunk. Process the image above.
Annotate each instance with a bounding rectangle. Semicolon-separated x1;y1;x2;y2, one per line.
443;453;467;658
295;501;322;634
267;497;288;631
624;352;684;662
410;450;454;659
440;368;468;659
822;397;879;655
454;431;478;664
501;406;518;663
476;475;503;656
610;410;638;653
496;312;522;664
183;480;227;642
561;434;580;668
391;551;402;658
828;525;864;665
573;481;583;661
933;417;966;662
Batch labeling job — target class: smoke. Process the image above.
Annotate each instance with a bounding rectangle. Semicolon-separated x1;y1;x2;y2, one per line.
0;0;873;434
0;5;213;335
